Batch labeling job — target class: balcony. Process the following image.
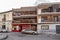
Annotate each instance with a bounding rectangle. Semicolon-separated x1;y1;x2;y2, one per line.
13;15;37;18
41;12;60;15
13;11;37;17
40;22;60;24
12;23;37;24
39;18;60;23
39;7;60;15
20;15;37;16
38;15;60;23
13;18;37;24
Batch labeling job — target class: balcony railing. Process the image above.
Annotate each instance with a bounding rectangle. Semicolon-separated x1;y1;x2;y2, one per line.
12;21;37;24
39;19;60;23
38;12;60;15
13;20;37;23
40;21;60;23
13;12;37;16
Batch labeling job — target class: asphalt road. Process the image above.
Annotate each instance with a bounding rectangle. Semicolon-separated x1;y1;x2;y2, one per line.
0;32;60;40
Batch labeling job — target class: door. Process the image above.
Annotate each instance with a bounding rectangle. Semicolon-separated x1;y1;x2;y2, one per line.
31;25;37;31
19;26;22;32
56;25;60;34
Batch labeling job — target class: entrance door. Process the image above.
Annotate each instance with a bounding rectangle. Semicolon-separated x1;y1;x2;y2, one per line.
31;25;37;31
19;26;22;32
2;25;6;29
56;25;60;34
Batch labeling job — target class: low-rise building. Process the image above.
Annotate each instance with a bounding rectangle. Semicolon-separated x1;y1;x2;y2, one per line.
0;10;12;32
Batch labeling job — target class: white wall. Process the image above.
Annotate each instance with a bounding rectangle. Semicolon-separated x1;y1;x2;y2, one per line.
38;18;41;23
37;25;41;33
37;9;41;14
37;24;60;33
6;22;12;31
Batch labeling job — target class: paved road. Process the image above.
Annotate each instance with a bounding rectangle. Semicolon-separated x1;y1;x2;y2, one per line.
0;32;60;40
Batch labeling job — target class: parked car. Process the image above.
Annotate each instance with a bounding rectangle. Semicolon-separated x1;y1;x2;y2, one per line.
21;29;38;35
0;29;8;33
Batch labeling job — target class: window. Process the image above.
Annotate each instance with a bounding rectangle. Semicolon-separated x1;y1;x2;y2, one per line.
56;8;60;12
53;16;58;22
13;12;21;16
41;6;53;12
2;14;6;21
41;18;45;22
12;26;17;30
48;7;53;12
2;25;6;29
41;16;47;22
41;9;48;12
41;25;49;30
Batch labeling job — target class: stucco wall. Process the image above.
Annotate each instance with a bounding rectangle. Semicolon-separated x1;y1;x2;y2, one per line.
0;14;4;21
0;11;12;32
6;22;12;31
6;12;12;21
37;24;60;33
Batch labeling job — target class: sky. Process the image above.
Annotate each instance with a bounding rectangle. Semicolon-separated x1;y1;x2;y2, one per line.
0;0;60;12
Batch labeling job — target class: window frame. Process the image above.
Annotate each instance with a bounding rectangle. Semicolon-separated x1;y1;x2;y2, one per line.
41;25;49;30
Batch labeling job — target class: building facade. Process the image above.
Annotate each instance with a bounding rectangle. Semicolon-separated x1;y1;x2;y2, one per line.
0;11;12;32
0;3;60;34
0;7;37;32
37;3;60;34
12;7;37;32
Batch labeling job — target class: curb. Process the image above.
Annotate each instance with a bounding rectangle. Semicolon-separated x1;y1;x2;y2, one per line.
38;32;56;35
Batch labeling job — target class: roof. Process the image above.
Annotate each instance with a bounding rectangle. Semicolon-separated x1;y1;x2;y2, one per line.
38;2;60;6
37;2;60;9
0;10;12;14
13;7;36;11
0;6;36;14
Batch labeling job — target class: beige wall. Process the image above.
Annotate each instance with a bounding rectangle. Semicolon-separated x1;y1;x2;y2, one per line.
0;12;12;22
0;11;12;31
0;14;4;21
6;12;12;21
5;12;12;31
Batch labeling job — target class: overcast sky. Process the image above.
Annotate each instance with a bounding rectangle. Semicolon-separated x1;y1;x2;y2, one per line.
0;0;60;12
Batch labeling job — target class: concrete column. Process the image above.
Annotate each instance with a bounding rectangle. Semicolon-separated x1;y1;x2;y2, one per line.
37;9;41;15
37;25;41;33
16;26;19;30
37;16;41;23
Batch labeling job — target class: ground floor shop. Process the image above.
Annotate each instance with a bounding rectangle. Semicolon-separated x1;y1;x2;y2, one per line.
12;24;37;32
37;24;60;34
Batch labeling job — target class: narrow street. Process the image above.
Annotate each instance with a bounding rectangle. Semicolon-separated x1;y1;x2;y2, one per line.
0;32;60;40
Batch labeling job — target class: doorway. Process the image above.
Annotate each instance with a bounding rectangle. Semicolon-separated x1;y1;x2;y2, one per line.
19;25;22;32
56;25;60;34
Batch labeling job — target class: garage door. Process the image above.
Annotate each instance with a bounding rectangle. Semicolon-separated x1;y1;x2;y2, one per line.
56;25;60;34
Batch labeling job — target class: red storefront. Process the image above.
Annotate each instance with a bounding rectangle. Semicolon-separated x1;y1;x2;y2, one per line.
12;24;31;32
